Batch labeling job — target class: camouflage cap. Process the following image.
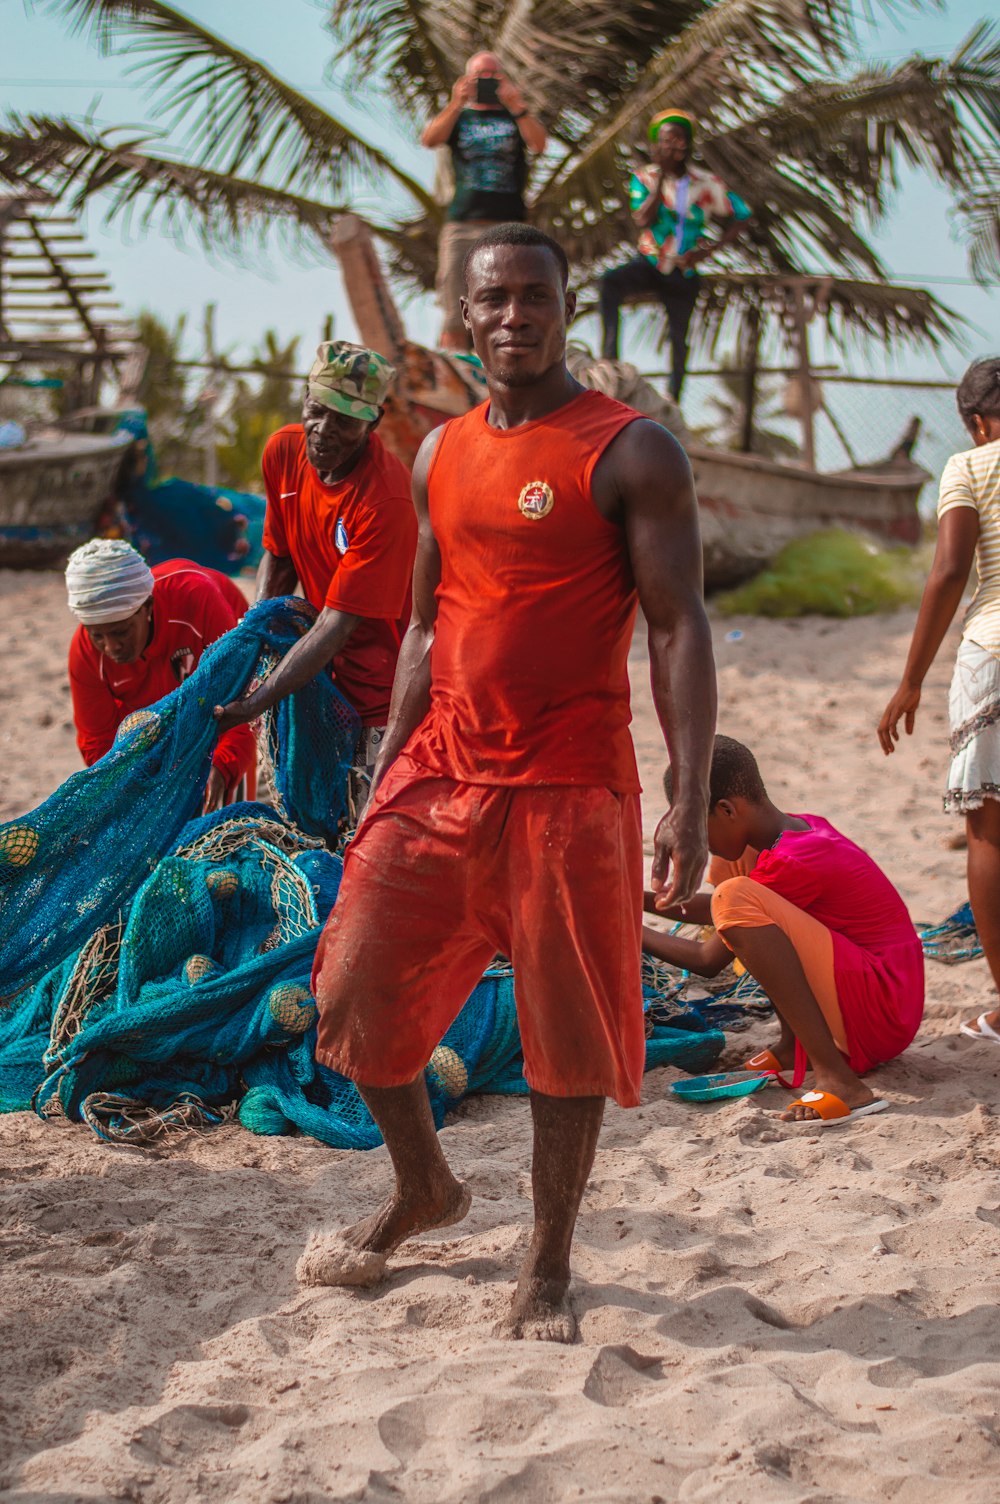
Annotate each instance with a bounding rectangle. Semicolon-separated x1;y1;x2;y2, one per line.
307;340;396;422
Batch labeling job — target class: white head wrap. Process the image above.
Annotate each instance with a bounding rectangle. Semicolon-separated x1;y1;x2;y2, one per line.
65;539;155;625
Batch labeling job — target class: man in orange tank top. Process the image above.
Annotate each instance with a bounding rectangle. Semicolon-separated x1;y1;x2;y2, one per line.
302;225;717;1341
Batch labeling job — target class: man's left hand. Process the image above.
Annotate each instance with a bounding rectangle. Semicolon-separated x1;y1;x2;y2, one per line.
213;700;256;735
498;79;527;115
650;801;708;910
201;766;228;815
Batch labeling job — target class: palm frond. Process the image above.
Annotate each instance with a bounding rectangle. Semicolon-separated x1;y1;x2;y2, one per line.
954;160;1000;283
0;113;363;259
31;0;437;211
536;0;853;203
328;0;467;109
694;272;960;358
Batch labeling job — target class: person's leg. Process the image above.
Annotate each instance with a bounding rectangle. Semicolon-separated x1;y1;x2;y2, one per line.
436;222;474;352
598;257;659;361
658;268;701;400
500;1091;605;1342
963;797;1000;1033
723;925;876;1120
499;786;645;1337
340;1077;471;1255
711;877;876;1122
301;757;496;1286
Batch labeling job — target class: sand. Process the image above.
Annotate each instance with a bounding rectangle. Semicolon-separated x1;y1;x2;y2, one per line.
2;571;999;1504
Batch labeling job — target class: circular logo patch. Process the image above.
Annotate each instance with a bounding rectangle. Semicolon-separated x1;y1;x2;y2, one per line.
518;480;554;520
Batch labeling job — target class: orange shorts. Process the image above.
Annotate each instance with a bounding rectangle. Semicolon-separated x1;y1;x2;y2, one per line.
312;753;645;1106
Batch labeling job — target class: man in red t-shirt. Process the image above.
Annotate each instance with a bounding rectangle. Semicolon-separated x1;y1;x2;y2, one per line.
66;539;255;812
213;342;416;809
298;226;716;1342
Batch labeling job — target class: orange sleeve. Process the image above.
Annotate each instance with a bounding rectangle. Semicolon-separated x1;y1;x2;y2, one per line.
68;631;122;766
324;499;416;619
261;432;291;558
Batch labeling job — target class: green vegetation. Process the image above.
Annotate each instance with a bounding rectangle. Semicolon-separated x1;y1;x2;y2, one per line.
130;311;303;490
716;529;928;618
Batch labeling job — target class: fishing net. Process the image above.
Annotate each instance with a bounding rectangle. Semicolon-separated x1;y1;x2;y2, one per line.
918;901;983;964
0;598;727;1146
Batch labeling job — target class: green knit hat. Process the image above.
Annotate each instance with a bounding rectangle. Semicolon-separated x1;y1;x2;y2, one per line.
648;109;695;145
307;340;396;422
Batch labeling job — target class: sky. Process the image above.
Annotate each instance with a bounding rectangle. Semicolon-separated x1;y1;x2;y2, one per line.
2;0;997;389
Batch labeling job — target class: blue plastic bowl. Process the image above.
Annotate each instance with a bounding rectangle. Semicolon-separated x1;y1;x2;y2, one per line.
670;1070;772;1102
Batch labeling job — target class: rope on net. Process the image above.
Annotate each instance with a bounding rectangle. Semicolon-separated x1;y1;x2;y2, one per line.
45;912;125;1068
918;901;983;965
641;922;773;1034
80;1091;236;1143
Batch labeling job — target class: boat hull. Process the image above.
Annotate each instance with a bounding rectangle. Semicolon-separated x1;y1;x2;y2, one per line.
687;444;926;590
0;431;132;567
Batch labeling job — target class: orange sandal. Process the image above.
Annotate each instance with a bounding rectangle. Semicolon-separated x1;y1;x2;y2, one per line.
782;1090;888;1127
744;1049;783;1075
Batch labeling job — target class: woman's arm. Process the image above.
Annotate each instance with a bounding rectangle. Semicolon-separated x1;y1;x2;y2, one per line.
878;506;979;754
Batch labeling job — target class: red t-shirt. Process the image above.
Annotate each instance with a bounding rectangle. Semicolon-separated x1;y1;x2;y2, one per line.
261;426;416;725
750;814;924;1069
68;559;255;789
404;389;641;790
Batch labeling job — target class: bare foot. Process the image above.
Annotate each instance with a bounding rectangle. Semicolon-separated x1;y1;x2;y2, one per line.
496;1272;578;1344
780;1070;876;1123
296;1178;471;1289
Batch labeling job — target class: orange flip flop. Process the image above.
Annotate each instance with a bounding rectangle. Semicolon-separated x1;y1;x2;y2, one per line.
744;1049;783;1074
782;1090;888;1127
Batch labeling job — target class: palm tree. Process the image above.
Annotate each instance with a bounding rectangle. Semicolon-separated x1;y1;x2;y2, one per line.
2;0;999;357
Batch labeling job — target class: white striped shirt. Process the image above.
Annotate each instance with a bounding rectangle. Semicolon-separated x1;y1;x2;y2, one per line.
937;438;1000;656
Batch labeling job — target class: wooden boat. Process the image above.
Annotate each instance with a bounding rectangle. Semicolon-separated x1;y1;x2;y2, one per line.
688;431;927;588
0;428;133;566
328;216;928;589
0;193;138;567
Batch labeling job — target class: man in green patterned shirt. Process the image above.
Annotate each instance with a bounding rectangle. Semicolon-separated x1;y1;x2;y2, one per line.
599;110;751;399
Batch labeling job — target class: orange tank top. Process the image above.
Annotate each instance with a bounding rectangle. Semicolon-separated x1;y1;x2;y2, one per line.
404;387;642;790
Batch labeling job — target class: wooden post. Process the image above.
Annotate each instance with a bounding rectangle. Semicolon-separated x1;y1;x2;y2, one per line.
202;303;219;488
791;282;816;470
738;302;761;454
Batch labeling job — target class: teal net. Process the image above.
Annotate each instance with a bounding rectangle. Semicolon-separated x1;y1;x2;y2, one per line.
0;598;726;1145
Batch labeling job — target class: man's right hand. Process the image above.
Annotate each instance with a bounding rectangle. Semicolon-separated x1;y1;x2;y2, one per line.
651;801;708;911
451;76;473;106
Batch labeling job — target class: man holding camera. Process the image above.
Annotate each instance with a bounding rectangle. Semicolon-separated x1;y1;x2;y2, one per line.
421;52;547;351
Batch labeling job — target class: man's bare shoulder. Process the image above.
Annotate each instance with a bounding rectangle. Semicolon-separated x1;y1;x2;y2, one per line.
594;416;693;506
412;423;449;493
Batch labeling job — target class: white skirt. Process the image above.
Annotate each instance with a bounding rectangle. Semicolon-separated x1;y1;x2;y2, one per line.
946;637;1000;812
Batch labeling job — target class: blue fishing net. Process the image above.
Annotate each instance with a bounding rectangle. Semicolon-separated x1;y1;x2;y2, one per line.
918;901;982;964
0;598;725;1145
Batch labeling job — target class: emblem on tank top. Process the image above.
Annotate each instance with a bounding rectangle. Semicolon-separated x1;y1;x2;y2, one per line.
518;480;554;520
335;518;350;554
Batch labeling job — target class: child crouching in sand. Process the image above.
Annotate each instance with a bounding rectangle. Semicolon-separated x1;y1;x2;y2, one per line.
646;736;924;1124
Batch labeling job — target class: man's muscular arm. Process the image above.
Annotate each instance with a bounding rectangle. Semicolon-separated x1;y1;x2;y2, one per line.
256;548;297;602
595;419;716;907
365;428;444;803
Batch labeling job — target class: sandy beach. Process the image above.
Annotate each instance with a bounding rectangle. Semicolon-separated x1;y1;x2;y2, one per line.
2;569;999;1504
